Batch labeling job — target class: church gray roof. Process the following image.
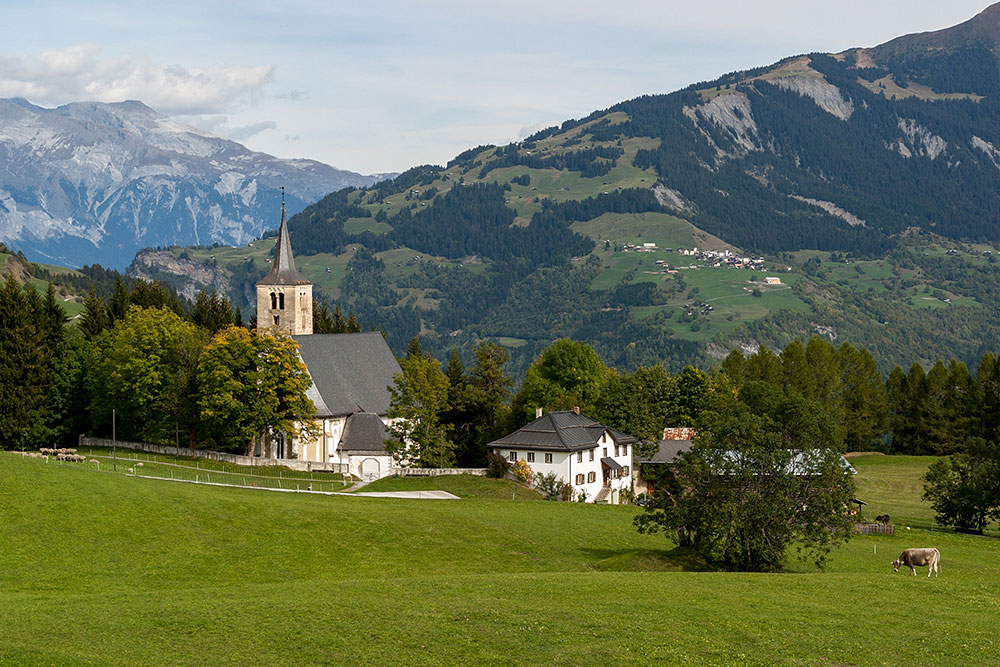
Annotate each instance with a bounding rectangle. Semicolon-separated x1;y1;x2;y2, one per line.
292;332;401;418
339;412;394;453
257;204;310;286
488;411;638;452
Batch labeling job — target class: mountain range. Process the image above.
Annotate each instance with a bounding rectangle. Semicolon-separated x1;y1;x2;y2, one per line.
0;98;389;268
28;4;1000;376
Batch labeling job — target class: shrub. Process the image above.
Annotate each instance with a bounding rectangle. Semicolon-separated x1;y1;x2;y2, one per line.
535;471;564;500
486;451;511;479
512;459;534;486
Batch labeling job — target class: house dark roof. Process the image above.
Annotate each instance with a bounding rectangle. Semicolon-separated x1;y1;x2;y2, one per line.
292;332;402;418
488;411;638;452
639;440;694;464
257;204;310;286
339;412;392;453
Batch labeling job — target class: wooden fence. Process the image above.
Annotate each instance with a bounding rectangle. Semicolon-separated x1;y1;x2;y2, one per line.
854;522;895;535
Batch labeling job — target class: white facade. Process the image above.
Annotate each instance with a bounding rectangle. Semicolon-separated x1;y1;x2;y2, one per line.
290;414;396;481
494;430;633;503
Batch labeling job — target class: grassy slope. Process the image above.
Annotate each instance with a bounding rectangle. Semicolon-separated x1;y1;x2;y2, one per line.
359;473;544;500
2;453;999;665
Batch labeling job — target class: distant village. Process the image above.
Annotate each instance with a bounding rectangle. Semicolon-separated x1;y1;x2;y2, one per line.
613;242;789;276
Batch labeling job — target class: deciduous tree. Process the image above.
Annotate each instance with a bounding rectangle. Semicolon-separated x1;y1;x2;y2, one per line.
197;326;317;455
385;351;454;467
636;382;855;571
88;306;205;445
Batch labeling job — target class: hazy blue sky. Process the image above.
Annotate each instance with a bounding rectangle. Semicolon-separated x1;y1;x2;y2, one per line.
0;1;992;173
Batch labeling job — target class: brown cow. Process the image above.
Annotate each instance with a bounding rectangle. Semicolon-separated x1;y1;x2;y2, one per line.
892;548;941;577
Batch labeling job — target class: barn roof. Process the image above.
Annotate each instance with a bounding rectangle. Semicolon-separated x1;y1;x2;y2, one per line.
488;411;637;452
292;332;401;418
638;439;694;464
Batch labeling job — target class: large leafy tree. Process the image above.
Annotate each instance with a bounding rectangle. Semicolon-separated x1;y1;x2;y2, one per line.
385;350;454;467
511;338;608;423
596;364;680;445
197;326;317;455
922;438;1000;533
88;306;205;445
636;382;855;571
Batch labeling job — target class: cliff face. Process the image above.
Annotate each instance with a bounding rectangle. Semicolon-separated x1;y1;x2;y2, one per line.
130;249;236;301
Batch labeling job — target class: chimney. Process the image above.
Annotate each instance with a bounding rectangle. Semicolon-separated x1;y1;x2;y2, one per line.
535;407;543;418
572;406;580;415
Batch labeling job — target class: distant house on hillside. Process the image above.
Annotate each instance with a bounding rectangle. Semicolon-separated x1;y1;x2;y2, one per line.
489;409;636;504
254;203;401;480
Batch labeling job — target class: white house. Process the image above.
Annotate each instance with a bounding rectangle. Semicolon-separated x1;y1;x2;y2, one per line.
488;409;636;504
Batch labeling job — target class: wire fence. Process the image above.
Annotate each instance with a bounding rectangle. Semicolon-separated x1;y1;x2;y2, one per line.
6;448;355;494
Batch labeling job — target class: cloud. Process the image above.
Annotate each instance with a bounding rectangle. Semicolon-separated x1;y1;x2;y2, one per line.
283;134;301;142
173;115;278;142
0;43;274;114
227;120;278;141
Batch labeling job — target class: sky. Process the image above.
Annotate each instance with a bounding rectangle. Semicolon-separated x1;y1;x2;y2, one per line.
0;1;993;174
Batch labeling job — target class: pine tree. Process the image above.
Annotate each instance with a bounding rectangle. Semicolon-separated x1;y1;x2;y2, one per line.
0;277;51;448
80;288;110;340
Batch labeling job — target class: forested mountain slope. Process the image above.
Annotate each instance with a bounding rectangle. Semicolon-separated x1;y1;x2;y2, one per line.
131;4;1000;376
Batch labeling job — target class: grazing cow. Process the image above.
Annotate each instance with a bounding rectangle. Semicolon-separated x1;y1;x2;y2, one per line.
892;548;941;577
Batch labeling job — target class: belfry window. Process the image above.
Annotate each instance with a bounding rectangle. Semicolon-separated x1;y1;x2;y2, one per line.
278;292;285;309
270;293;277;309
273;315;280;326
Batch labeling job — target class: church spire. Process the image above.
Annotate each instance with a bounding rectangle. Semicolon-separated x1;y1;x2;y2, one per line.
257;188;309;286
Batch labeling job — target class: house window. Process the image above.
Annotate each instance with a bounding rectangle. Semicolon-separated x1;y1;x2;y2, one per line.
508;452;517;462
527;452;535;463
603;448;608;457
544;453;552;464
577;451;583;463
623;466;630;476
623;444;628;456
589;449;594;462
587;471;596;483
575;474;584;485
614;444;620;456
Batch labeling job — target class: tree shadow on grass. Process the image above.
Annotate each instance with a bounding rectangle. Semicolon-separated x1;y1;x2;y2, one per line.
582;545;720;572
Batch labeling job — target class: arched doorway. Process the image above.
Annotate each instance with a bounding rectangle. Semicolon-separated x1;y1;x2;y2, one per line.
359;457;381;481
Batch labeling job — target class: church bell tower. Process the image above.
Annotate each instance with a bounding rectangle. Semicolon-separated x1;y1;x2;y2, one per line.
256;191;313;335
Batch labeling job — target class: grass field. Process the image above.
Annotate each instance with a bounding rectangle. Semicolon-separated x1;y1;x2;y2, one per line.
2;452;999;665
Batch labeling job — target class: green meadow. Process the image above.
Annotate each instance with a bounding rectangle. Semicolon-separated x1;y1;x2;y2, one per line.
2;452;998;665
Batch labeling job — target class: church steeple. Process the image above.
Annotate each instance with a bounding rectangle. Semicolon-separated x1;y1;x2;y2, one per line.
256;189;313;335
257;194;309;287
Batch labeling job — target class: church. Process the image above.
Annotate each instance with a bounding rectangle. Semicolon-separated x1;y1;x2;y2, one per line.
255;203;401;481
